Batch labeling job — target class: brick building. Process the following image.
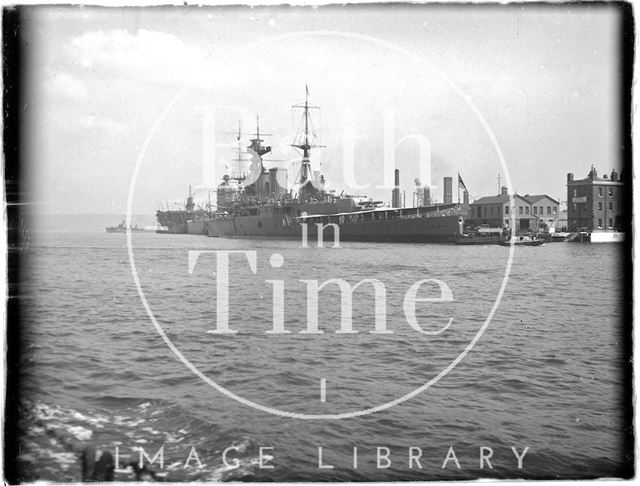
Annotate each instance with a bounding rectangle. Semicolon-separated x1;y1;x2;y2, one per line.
567;166;624;231
469;187;536;234
524;194;561;230
468;187;561;234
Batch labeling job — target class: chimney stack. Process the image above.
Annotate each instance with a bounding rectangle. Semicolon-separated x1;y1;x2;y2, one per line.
500;186;508;196
611;169;618;181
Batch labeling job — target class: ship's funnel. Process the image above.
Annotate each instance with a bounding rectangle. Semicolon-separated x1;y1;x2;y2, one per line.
424;186;431;206
392;169;401;208
443;177;453;204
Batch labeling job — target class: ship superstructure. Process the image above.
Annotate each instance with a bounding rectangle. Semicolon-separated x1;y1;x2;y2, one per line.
206;89;468;242
155;186;210;234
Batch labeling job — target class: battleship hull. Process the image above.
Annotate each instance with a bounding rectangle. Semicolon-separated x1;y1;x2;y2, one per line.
207;204;466;243
187;220;208;235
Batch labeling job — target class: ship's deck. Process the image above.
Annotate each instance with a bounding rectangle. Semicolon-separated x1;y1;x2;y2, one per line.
296;203;466;220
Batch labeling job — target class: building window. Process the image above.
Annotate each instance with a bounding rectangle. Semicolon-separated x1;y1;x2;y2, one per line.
598;219;602;228
573;189;577;197
525;206;529;214
573;203;577;211
505;219;509;225
547;206;551;215
609;201;613;210
533;206;537;215
483;206;486;216
553;206;557;215
597;202;602;210
519;206;523;215
609;218;613;228
598;187;602;197
505;206;509;214
609;188;613;197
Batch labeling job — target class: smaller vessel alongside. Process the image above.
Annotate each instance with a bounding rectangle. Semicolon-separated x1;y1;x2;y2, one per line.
547;231;570;242
500;235;545;246
155;186;210;235
455;226;504;245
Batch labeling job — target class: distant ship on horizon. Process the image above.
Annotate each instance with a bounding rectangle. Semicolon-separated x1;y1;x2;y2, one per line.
105;220;157;233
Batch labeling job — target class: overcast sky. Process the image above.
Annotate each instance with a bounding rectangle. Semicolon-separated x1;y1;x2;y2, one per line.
22;4;623;214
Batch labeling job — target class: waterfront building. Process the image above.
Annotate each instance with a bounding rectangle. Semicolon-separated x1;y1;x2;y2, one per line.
469;187;561;234
566;166;624;232
468;187;534;234
523;194;560;231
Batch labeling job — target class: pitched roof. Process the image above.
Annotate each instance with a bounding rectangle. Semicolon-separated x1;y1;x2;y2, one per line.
472;194;528;205
524;194;560;205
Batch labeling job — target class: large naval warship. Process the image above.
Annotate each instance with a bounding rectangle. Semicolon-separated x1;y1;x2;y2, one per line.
207;89;469;243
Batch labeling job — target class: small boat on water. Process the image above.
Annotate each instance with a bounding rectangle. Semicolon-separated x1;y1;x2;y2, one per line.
455;226;504;245
547;232;570;242
455;234;503;245
500;235;545;246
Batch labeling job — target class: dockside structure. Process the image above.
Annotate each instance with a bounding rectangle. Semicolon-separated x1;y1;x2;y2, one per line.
467;186;560;233
567;166;624;232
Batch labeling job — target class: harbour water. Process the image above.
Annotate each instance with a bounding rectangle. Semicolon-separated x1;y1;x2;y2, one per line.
13;224;632;481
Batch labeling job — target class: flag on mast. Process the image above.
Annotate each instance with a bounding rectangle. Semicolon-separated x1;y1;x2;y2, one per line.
458;173;468;192
457;173;469;203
